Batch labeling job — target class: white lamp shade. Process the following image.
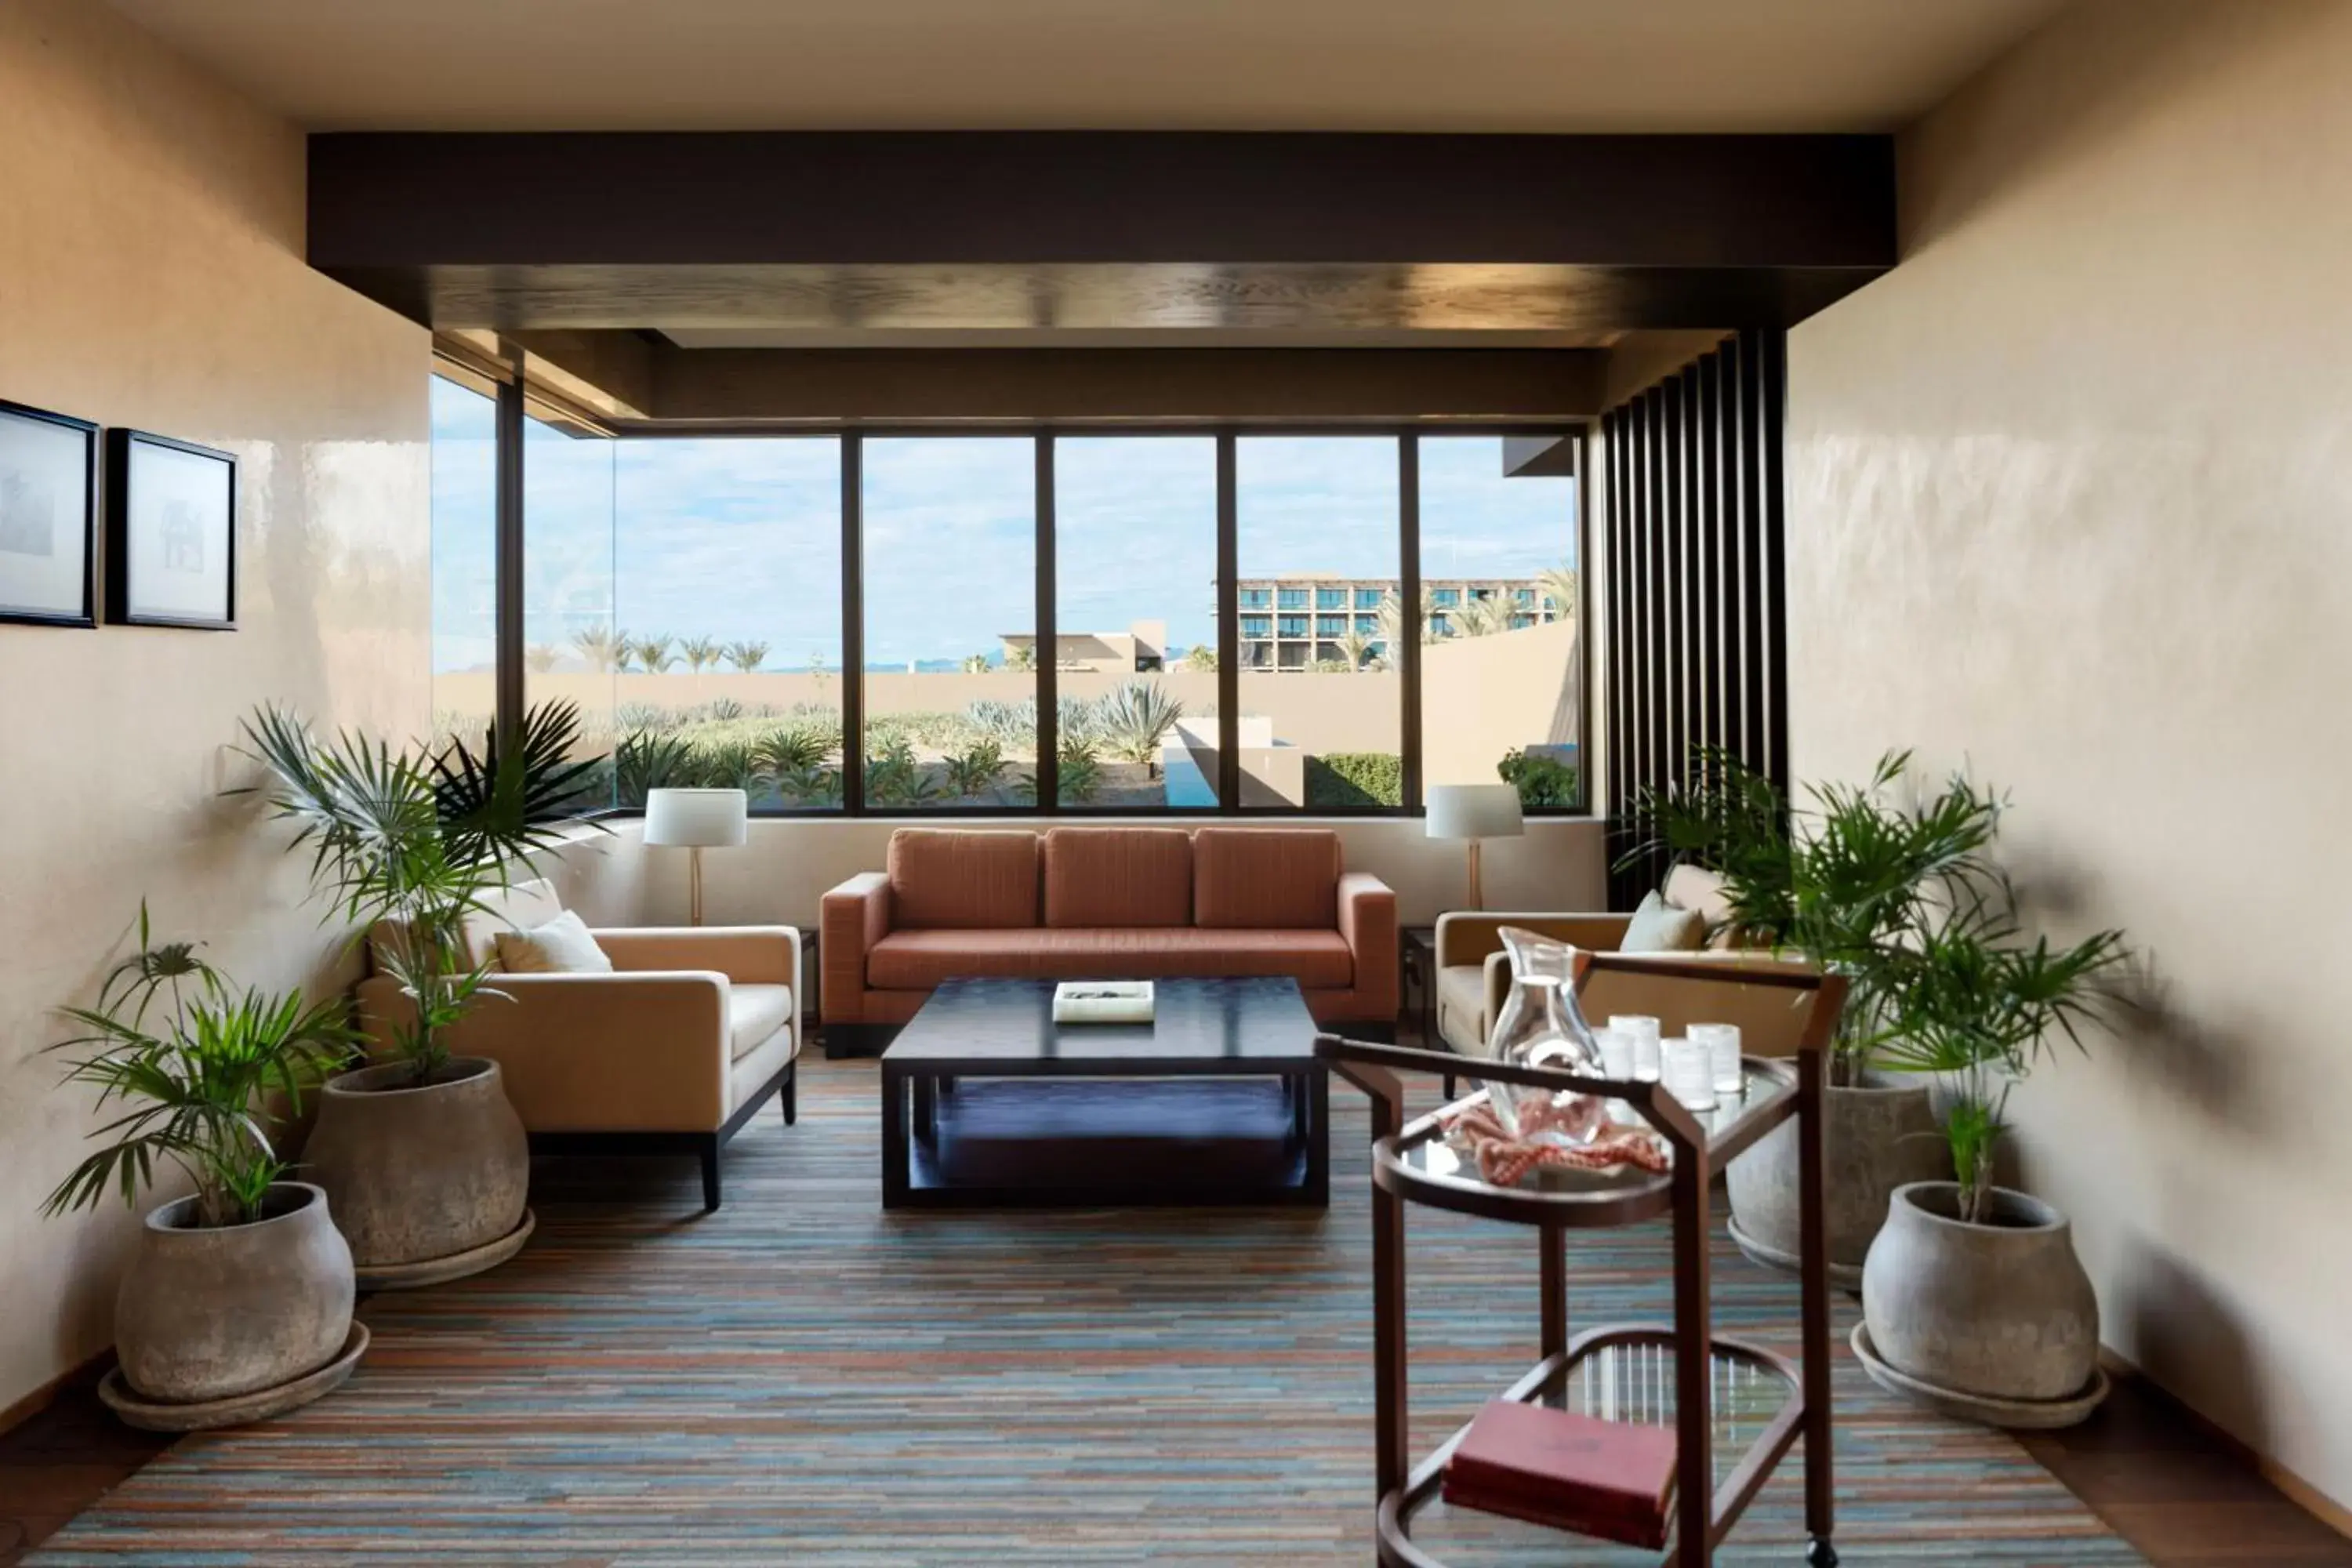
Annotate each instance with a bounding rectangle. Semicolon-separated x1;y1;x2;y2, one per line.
1425;783;1525;841
642;788;749;848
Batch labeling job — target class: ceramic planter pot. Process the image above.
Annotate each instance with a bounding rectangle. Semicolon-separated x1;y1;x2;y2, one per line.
304;1057;528;1280
115;1182;354;1404
1726;1074;1947;1287
1862;1181;2099;1403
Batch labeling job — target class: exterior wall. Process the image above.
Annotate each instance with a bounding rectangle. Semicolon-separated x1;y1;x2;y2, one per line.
0;1;430;1419
1785;0;2352;1512
456;616;1579;777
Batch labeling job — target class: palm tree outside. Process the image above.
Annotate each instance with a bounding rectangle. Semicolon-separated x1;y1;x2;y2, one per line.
724;639;770;673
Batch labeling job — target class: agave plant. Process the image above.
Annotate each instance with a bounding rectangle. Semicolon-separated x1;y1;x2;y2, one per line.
240;702;606;1083
724;640;770;673
865;735;938;808
1097;680;1183;768
942;739;1006;800
680;636;723;673
615;729;699;805
632;635;677;674
45;906;356;1229
1058;693;1105;751
752;724;829;781
966;698;1036;753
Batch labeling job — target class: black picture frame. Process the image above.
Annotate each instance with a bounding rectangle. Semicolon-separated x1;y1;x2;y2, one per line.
0;398;100;629
105;428;238;630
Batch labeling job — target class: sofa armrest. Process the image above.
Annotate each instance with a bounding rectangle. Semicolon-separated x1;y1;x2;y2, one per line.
821;872;892;1023
1435;911;1632;971
595;925;800;987
355;971;729;1133
1337;871;1399;1020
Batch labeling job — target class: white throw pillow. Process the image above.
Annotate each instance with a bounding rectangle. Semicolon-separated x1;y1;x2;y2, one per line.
495;909;615;975
1620;890;1707;953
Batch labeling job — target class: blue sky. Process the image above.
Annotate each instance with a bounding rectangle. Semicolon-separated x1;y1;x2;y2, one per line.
431;377;1576;673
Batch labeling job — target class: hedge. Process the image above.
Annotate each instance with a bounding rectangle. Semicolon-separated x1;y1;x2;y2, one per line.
1305;752;1403;808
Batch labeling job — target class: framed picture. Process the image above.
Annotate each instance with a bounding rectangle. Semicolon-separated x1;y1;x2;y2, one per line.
106;428;237;630
0;399;100;628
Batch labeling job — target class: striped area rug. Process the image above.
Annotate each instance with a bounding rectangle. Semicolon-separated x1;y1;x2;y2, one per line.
35;1059;2143;1566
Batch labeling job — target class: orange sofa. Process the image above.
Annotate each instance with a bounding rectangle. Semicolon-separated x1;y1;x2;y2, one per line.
820;826;1399;1055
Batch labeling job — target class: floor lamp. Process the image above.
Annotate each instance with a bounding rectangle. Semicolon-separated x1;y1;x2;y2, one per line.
1425;783;1524;910
643;788;749;925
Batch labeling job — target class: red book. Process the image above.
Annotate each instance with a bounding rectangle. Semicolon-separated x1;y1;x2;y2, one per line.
1443;1399;1678;1550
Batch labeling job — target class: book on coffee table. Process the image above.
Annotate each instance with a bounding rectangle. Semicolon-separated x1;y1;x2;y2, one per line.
1441;1399;1678;1549
1051;980;1156;1025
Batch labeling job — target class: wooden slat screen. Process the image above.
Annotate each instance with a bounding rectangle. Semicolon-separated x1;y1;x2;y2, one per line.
1602;328;1788;909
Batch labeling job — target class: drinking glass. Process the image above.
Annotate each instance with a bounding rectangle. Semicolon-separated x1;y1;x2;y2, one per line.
1610;1014;1661;1081
1661;1036;1717;1112
1691;1022;1744;1095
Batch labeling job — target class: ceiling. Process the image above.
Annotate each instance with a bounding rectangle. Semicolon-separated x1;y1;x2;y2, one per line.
107;0;2066;134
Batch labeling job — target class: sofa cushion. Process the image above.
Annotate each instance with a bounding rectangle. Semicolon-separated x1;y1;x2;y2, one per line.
866;927;1354;991
1042;827;1192;928
887;829;1040;929
1191;827;1341;929
728;983;795;1062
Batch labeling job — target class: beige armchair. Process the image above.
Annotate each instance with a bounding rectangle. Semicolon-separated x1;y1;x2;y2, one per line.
355;879;801;1210
1432;866;1814;1064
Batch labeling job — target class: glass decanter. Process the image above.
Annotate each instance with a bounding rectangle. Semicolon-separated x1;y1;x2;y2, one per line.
1479;926;1610;1144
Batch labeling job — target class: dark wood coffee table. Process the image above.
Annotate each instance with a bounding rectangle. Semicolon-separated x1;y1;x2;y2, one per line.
879;976;1328;1210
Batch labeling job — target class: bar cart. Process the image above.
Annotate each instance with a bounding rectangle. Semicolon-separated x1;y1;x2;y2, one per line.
1314;952;1847;1567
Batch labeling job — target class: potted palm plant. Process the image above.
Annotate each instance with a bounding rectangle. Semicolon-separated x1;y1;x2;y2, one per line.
240;702;603;1286
1857;886;2129;1423
1628;750;1996;1284
47;909;362;1429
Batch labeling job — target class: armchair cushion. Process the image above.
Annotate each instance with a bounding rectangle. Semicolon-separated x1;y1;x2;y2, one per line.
728;983;796;1062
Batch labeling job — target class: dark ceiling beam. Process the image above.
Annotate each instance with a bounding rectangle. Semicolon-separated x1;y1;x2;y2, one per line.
617;347;1607;428
311;131;1893;269
308;132;1894;336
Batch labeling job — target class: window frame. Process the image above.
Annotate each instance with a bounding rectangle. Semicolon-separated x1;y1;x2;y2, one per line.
477;419;1592;820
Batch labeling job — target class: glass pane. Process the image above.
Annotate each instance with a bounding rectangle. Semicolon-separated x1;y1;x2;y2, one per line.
612;438;844;811
1419;436;1582;810
862;437;1035;808
522;416;615;807
1054;437;1218;809
1236;437;1403;808
429;376;496;749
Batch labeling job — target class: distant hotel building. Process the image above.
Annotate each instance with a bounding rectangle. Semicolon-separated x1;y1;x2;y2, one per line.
1235;574;1566;670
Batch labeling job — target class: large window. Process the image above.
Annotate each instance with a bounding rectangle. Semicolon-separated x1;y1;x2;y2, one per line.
428;375;496;745
437;408;1589;818
611;438;843;810
1237;437;1404;808
1054;437;1219;808
1419;436;1582;807
523;415;616;798
862;438;1035;808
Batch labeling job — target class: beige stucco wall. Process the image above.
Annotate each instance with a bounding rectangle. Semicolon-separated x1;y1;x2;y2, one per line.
0;0;430;1417
1786;0;2352;1510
